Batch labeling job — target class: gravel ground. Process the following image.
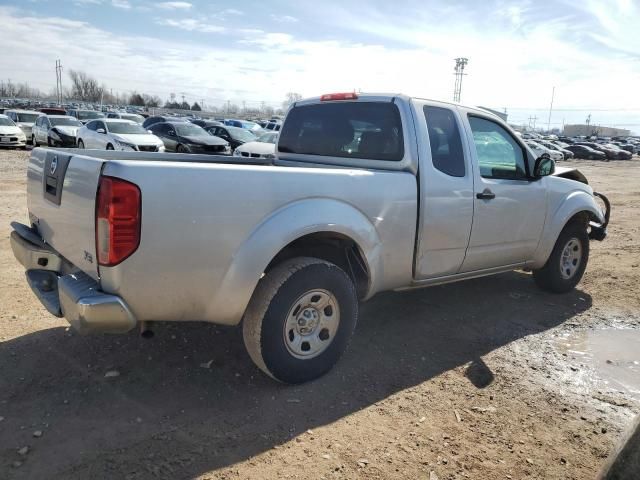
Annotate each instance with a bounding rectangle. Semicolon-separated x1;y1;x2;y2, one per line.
0;147;638;479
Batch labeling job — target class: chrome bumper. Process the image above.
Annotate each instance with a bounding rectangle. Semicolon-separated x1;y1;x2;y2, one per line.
10;223;136;334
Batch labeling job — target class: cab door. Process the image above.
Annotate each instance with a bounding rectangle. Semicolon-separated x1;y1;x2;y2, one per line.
460;114;547;272
413;101;475;279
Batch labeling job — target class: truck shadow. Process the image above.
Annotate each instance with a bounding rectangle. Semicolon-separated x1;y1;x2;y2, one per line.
0;271;592;479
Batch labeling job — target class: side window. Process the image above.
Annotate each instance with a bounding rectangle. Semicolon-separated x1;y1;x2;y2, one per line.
97;121;106;132
35;117;41;127
468;116;527;180
86;121;97;131
423;106;465;177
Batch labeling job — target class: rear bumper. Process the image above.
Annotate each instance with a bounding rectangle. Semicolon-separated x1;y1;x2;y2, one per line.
10;224;136;334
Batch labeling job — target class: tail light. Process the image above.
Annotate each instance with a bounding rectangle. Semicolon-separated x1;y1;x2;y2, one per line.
96;176;141;266
320;92;358;101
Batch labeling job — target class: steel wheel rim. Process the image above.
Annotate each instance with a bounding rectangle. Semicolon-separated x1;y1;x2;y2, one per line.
560;237;582;279
283;289;340;359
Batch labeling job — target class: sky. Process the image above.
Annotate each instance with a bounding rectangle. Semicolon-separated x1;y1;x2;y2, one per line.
1;0;639;131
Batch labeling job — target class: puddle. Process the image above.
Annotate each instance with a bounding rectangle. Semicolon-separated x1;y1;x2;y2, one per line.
555;328;640;400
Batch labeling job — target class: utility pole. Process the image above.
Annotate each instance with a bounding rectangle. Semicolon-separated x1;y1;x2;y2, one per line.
452;57;468;103
55;60;63;105
586;114;591;126
528;115;538;130
546;86;555;132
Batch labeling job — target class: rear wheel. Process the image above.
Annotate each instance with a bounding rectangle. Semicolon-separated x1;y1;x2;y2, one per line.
176;144;187;153
242;257;358;384
533;221;589;293
77;139;85;149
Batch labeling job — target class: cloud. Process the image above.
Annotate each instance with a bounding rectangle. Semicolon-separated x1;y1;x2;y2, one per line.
222;8;243;15
158;1;192;9
111;0;131;9
270;14;298;23
155;18;225;33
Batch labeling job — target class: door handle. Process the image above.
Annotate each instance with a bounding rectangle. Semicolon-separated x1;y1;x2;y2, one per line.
476;189;496;200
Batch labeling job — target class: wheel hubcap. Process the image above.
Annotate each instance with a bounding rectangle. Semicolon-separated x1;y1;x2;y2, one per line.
560;237;582;280
283;289;340;359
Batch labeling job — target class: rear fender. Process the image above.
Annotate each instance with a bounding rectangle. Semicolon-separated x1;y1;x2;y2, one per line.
207;198;382;325
532;190;605;268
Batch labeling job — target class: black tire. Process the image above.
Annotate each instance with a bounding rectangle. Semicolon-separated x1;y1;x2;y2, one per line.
176;144;187;153
242;257;358;384
47;137;54;147
533;221;589;293
106;143;114;150
32;135;38;147
77;139;85;149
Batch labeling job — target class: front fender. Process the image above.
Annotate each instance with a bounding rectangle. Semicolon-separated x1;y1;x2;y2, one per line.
207;198;383;325
532;189;605;268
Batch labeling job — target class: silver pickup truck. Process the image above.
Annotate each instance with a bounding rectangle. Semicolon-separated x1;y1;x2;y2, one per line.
10;93;610;383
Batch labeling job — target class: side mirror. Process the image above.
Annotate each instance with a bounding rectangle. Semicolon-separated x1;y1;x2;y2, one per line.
96;128;105;134
534;154;555;178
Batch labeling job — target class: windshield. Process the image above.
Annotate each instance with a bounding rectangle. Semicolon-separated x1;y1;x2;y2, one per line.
50;117;82;127
257;132;278;144
77;111;104;120
107;122;148;134
16;113;40;123
0;117;16;126
175;123;207;136
228;126;257;142
121;114;144;124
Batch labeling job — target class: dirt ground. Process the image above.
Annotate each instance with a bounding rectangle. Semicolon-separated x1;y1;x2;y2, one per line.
0;148;639;480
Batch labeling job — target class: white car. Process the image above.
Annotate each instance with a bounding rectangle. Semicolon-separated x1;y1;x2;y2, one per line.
233;131;278;158
106;112;145;124
0;114;27;148
32;115;83;147
77;119;165;152
525;140;564;162
4;109;42;144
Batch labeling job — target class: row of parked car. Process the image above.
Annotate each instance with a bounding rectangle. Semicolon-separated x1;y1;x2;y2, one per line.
521;132;638;161
0;107;281;158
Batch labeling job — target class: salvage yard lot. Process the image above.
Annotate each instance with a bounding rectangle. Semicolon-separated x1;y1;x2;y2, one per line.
0;148;638;479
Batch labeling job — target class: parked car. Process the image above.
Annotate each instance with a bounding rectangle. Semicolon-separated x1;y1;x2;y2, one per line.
10;92;610;384
575;142;624;160
4;109;41;143
264;120;282;131
564;144;607;160
538;140;574;159
32;115;83;147
204;124;256;150
77;119;165;152
106;112;145;124
602;144;633;159
38;107;67;116
142;115;189;129
525;140;564;162
148;121;230;154
67;109;105;124
233;131;278;158
0;114;27;148
190;119;223;128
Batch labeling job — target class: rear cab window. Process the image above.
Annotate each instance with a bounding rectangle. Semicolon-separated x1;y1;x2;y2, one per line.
278;101;404;161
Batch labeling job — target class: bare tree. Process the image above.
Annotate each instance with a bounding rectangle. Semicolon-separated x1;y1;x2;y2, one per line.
68;69;103;102
282;92;302;110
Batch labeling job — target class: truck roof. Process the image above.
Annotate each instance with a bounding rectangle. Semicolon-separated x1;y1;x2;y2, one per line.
294;92;494;118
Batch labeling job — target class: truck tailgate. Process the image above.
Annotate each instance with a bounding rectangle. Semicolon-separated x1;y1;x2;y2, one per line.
26;148;103;280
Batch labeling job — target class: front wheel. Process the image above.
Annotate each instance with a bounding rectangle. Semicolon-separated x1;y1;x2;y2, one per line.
242;257;358;384
77;139;85;149
106;143;114;150
533;221;589;293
